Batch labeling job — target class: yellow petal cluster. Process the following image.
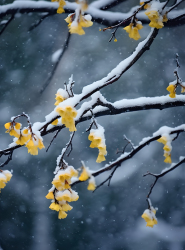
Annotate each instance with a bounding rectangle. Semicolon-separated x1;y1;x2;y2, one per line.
51;0;66;14
87;176;96;191
0;170;12;192
4;122;21;138
47;166;79;219
166;84;176;98
123;23;143;40
16;128;31;145
157;136;172;163
55;93;66;106
88;132;107;163
56;106;77;132
141;208;157;228
25;135;45;155
65;13;93;35
145;10;168;29
79;166;90;181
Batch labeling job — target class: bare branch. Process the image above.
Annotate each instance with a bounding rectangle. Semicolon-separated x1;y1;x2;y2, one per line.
0;14;14;36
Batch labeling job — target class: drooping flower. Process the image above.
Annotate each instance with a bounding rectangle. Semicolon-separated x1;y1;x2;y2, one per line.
15;128;31;146
79;166;90;181
141;207;158;228
56;106;77;132
88;125;107;163
0;170;12;192
54;88;69;106
145;10;168;29
51;0;66;14
166;84;176;98
25;133;45;155
87;176;96;191
123;22;143;40
65;13;93;35
47;164;79;219
157;135;172;163
4;122;21;138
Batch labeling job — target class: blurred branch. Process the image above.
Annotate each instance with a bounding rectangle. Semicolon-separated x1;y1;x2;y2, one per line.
0;14;14;36
28;13;53;31
40;32;71;94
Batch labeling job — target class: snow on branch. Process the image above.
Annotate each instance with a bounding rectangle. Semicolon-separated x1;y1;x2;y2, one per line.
0;1;185;27
72;124;185;187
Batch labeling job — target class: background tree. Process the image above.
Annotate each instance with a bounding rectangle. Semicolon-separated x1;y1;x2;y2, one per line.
1;0;185;249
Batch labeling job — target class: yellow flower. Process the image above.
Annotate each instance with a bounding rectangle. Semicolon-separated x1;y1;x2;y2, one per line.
49;202;60;211
164;153;172;163
163;144;171;152
46;192;54;199
79;166;89;181
58;210;67;219
124;23;143;41
167;84;176;98
0;170;12;192
51;0;66;14
56;190;79;202
141;208;157;228
51;119;58;126
145;10;167;29
65;13;93;35
56;106;77;132
87;176;96;191
88;130;107;163
16;128;31;146
55;93;65;106
157;136;168;145
25;135;45;155
5;122;21;138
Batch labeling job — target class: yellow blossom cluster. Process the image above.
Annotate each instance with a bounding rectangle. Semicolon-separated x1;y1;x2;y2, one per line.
56;106;77;132
145;10;168;29
46;166;79;219
5;122;45;155
65;13;93;35
0;170;12;192
51;0;66;14
124;22;143;41
5;122;21;138
78;165;96;191
88;128;107;163
141;207;158;228
157;136;172;163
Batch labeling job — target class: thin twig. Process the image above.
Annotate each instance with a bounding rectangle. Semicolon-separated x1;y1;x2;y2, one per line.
40;32;71;94
0;14;14;36
46;128;61;152
0;152;13;168
28;13;52;31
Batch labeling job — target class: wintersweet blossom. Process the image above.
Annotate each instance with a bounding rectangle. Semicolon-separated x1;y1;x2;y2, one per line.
88;126;107;163
140;1;150;9
0;170;12;192
123;22;143;40
56;106;77;132
79;166;90;181
15;128;31;145
25;134;45;155
51;0;66;14
157;136;172;163
141;207;158;227
145;10;168;29
87;176;96;191
4;122;21;138
65;13;93;35
166;84;176;98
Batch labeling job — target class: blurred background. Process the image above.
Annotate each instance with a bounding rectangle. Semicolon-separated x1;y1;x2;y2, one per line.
1;0;185;249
